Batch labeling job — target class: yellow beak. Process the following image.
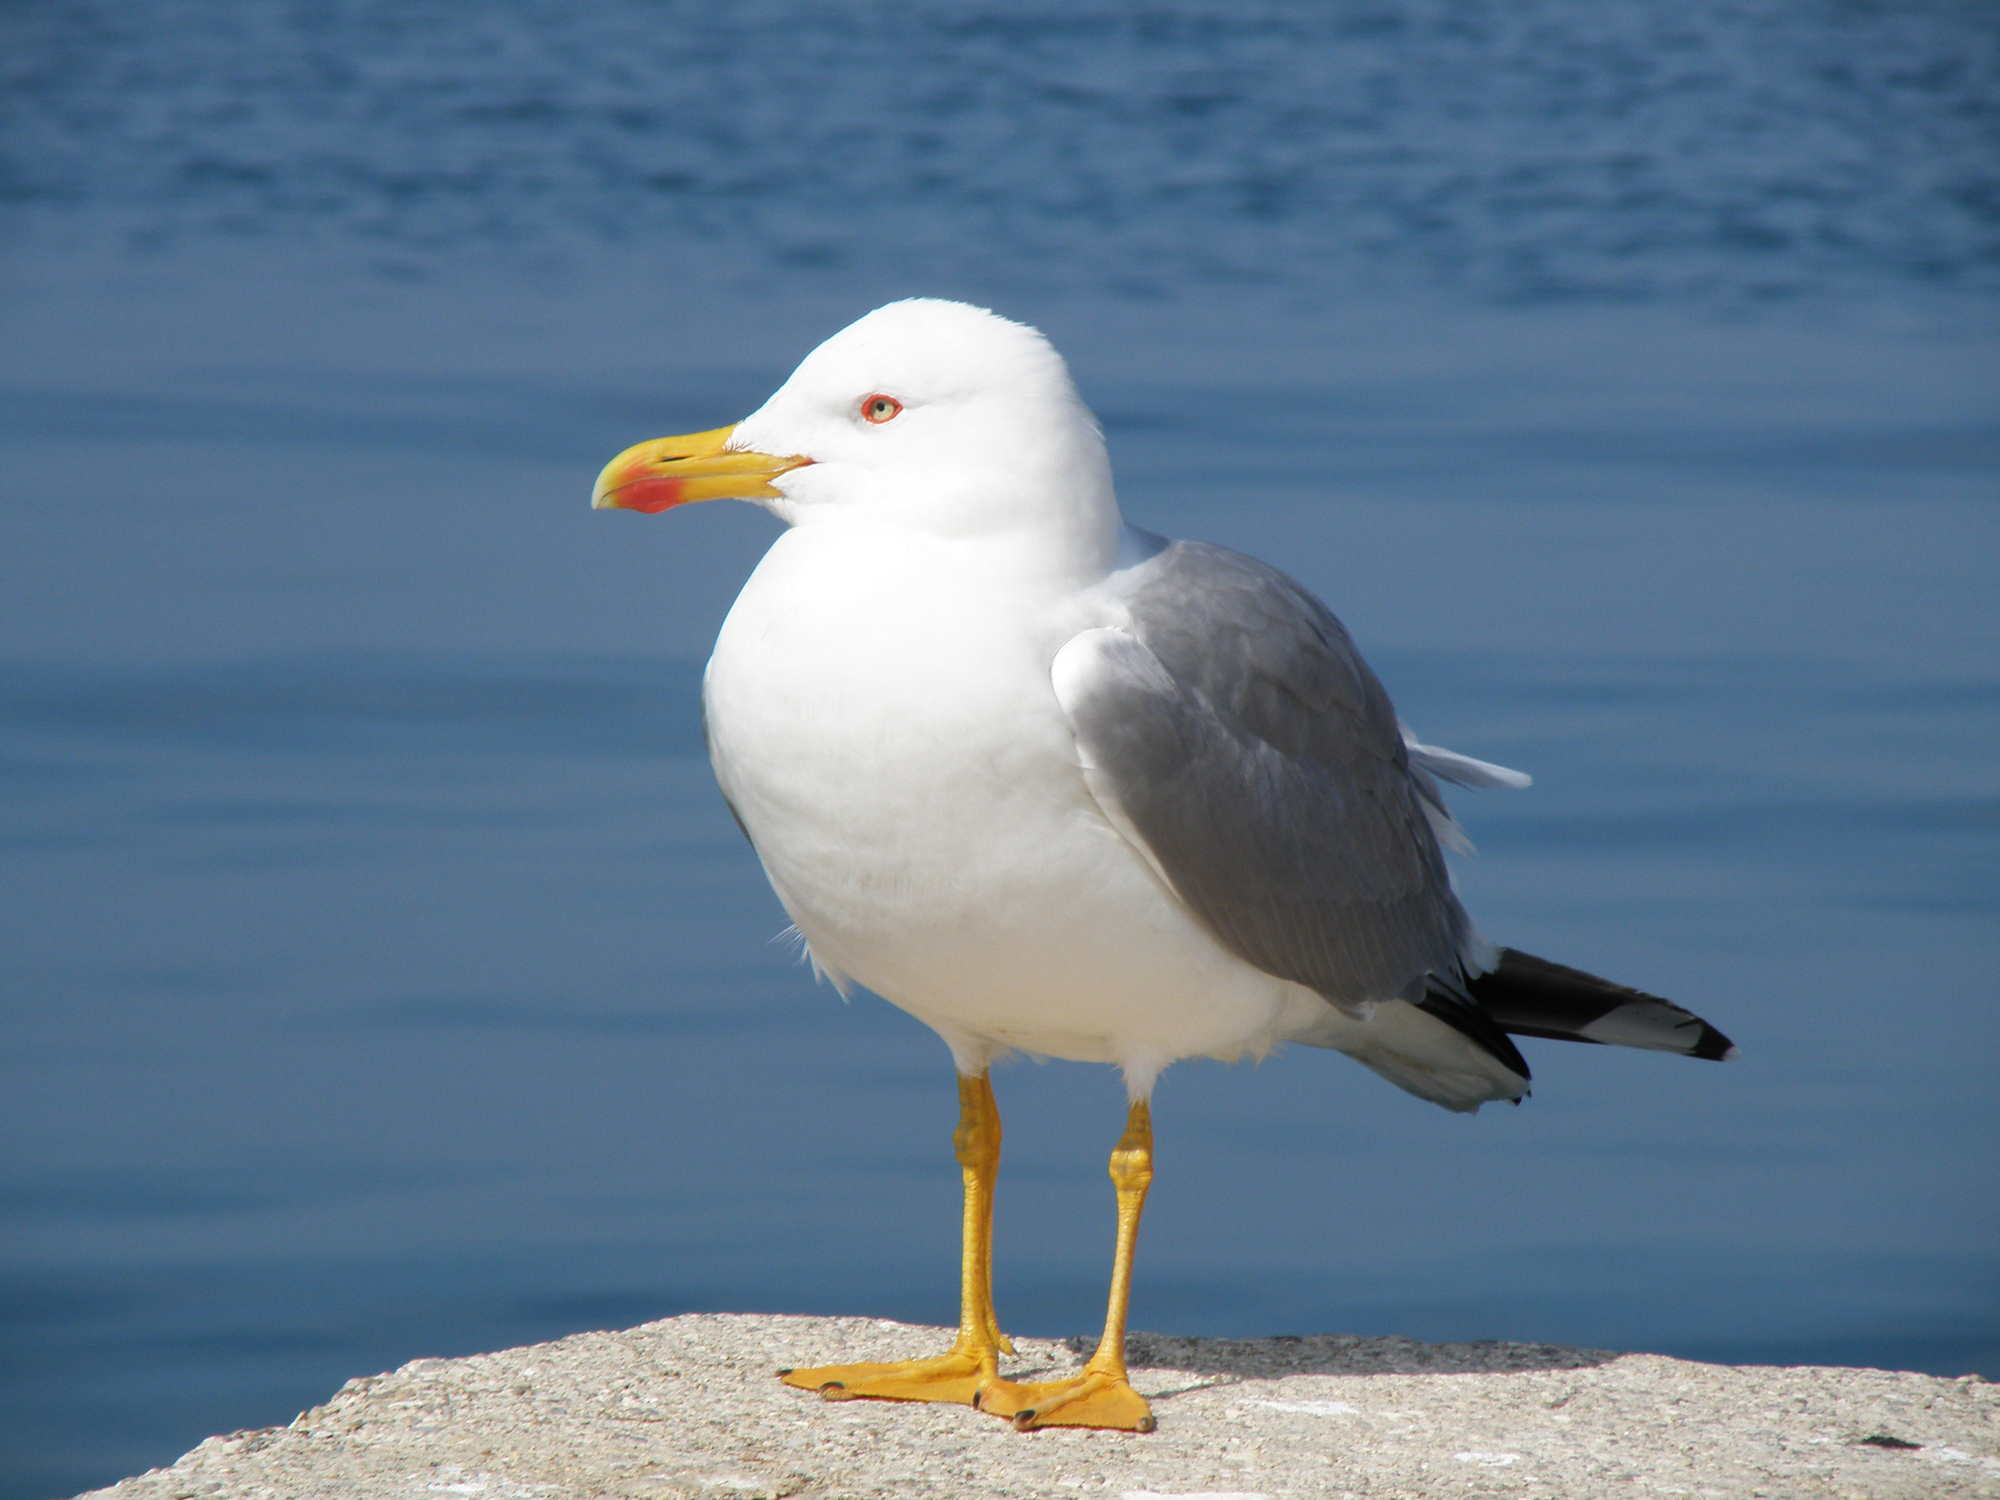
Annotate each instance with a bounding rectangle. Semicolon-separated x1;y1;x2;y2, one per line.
591;424;812;513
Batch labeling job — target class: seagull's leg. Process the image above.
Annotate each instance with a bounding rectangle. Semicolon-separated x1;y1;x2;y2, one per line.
974;1099;1157;1433
779;1071;1012;1404
971;1075;1014;1358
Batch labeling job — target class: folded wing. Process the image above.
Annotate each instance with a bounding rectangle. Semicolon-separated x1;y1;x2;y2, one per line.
1054;537;1487;1017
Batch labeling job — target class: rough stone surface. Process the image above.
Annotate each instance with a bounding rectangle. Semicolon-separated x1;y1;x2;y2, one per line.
80;1313;1998;1499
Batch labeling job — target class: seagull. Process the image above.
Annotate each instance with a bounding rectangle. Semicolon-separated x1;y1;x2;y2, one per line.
591;299;1734;1434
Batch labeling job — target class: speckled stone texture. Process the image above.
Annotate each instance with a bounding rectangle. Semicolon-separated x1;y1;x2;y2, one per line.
80;1313;1997;1499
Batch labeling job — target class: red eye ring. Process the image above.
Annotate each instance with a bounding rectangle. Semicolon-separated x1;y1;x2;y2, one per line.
861;394;902;424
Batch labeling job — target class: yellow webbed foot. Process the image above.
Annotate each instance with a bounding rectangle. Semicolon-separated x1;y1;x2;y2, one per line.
779;1348;991;1406
975;1366;1156;1432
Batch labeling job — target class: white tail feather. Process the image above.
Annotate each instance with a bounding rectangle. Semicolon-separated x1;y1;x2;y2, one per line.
1400;726;1533;790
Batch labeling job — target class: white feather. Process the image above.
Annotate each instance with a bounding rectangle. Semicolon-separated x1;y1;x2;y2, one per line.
1401;725;1533;790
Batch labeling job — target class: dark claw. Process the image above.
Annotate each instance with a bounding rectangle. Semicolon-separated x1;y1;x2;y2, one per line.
775;1368;793;1376
1137;1414;1157;1433
1012;1410;1038;1431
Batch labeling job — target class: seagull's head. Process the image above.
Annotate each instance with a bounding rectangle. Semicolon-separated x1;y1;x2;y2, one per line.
593;300;1119;558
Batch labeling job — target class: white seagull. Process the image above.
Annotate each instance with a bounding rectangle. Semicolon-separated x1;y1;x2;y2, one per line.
591;299;1734;1434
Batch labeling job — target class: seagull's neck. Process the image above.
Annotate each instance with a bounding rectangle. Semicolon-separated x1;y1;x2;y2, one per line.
1007;495;1125;589
786;506;1123;595
778;474;1125;593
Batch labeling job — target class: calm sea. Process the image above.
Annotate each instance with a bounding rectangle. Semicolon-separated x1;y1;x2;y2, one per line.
2;3;1996;1496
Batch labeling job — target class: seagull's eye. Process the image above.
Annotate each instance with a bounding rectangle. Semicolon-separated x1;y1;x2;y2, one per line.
861;394;902;424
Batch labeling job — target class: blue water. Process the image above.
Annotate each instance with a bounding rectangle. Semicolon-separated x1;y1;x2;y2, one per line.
2;3;1997;1497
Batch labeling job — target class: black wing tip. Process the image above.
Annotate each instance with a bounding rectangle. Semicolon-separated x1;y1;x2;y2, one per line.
1695;1028;1740;1062
1476;948;1736;1062
1418;976;1533;1082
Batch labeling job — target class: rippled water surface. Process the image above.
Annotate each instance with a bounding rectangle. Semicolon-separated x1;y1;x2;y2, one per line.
2;3;1996;1497
8;0;1997;302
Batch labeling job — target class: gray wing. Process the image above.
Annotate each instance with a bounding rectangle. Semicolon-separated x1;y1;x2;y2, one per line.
1052;537;1479;1013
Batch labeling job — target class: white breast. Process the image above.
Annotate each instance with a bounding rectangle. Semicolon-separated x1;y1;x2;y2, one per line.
701;524;1305;1082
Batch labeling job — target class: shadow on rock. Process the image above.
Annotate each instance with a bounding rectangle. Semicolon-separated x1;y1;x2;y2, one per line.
1100;1331;1621;1378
